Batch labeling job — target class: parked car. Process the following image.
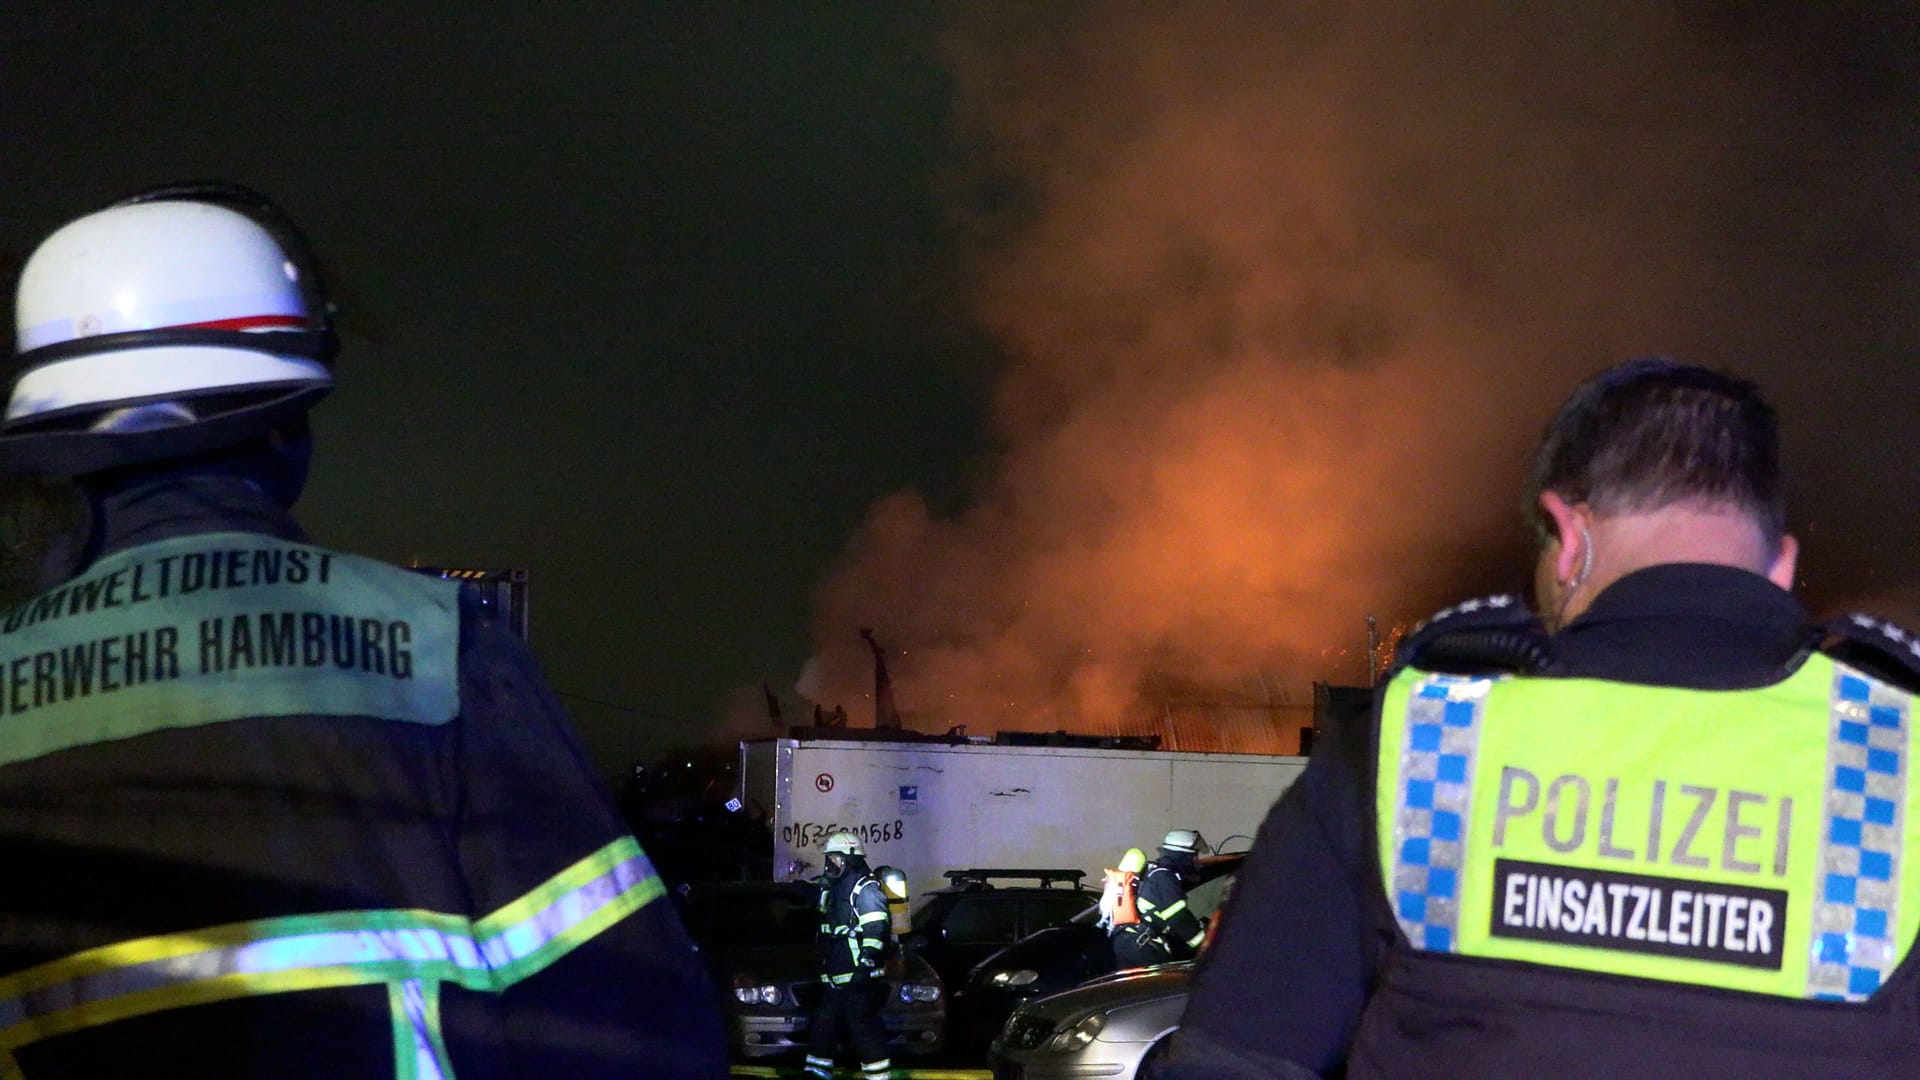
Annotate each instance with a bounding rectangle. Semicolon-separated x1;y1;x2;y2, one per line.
989;962;1194;1079
955;854;1241;1053
678;880;945;1060
908;868;1098;990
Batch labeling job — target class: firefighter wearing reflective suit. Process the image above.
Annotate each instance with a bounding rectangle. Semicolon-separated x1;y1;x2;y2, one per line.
0;185;727;1077
806;831;894;1079
1147;359;1920;1080
1115;830;1209;968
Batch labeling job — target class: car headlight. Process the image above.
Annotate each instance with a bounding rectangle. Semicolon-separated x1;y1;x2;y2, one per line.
1046;1013;1106;1053
987;968;1039;988
729;976;783;999
898;983;942;1003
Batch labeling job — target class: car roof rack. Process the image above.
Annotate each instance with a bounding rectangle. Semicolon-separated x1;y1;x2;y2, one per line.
941;868;1086;889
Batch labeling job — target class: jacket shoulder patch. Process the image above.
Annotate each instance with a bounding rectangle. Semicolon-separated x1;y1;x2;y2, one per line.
1822;614;1920;693
1394;594;1552;678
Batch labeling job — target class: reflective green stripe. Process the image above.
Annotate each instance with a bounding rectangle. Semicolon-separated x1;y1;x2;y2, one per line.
1136;897;1157;911
389;981;414;1080
857;910;889;924
474;836;660;987
1157;899;1188;920
390;979;451;1080
0;836;661;1062
827;972;855;985
1185;930;1206;948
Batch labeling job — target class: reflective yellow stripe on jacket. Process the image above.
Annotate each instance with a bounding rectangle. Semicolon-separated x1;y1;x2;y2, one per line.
0;836;663;1080
1138;893;1203;949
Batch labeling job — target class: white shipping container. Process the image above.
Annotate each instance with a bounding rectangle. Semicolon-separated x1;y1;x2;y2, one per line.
739;737;1307;902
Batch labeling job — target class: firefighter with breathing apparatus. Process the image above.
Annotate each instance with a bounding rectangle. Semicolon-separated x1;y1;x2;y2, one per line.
1113;831;1209;968
807;832;895;1079
1101;847;1148;936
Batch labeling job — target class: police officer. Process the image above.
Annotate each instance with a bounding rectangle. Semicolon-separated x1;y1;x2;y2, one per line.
0;185;728;1077
806;831;894;1079
1115;829;1209;967
1148;358;1920;1079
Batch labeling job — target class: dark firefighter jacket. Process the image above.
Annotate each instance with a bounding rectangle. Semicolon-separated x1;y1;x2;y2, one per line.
1147;564;1920;1080
0;472;728;1079
1130;859;1204;960
817;857;891;983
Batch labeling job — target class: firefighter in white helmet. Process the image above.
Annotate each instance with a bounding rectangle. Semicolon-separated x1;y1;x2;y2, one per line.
808;831;895;1079
0;184;726;1077
1115;829;1210;968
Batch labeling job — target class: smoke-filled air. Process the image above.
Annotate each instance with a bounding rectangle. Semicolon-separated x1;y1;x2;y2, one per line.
786;2;1920;735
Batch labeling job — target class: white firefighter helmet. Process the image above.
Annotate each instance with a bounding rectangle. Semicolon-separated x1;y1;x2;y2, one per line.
2;182;337;475
1161;829;1209;855
822;831;864;857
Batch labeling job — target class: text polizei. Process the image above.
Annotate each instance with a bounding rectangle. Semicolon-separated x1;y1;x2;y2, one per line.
1485;766;1796;970
1492;766;1792;877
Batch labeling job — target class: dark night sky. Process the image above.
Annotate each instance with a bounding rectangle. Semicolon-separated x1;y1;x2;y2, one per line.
5;4;1920;775
1;4;987;771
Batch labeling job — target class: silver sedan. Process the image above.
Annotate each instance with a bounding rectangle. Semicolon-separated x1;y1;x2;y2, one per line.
988;963;1192;1079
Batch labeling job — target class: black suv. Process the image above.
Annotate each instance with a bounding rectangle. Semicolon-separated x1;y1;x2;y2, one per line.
908;869;1098;986
905;869;1098;1052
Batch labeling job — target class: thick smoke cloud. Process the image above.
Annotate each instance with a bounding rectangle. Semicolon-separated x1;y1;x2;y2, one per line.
794;2;1920;732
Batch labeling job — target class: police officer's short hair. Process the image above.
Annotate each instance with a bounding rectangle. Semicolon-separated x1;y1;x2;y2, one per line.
1527;357;1784;551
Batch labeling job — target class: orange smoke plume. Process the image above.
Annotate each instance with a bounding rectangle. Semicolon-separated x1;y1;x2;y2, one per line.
789;3;1920;735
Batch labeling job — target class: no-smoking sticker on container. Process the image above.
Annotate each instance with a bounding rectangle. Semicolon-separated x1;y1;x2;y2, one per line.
814;773;834;792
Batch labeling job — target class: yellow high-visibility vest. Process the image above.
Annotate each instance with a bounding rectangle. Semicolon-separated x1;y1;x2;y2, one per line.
1377;655;1918;1000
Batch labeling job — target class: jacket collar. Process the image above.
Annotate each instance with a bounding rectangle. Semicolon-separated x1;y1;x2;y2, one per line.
1551;563;1814;689
85;471;307;572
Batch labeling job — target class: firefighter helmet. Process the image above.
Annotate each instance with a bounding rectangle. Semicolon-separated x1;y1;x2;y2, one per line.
822;831;864;857
1160;829;1209;855
2;182;338;476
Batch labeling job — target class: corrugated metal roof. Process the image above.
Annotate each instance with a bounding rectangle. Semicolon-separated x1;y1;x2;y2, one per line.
883;681;1363;756
1110;701;1314;756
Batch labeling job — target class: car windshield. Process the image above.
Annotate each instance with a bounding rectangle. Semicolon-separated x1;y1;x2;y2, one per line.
684;888;818;947
1185;869;1235;922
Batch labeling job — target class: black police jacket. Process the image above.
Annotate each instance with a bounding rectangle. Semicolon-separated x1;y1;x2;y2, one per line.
0;472;728;1078
1147;563;1920;1080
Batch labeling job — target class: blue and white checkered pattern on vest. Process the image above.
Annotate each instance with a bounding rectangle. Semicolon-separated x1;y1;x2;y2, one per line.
1391;675;1494;953
1809;668;1911;1000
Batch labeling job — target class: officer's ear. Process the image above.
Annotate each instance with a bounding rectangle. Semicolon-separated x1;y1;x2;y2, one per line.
1767;533;1799;591
1537;491;1590;586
